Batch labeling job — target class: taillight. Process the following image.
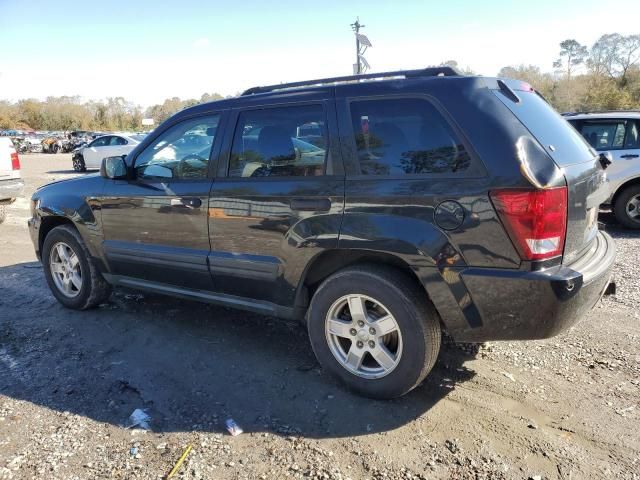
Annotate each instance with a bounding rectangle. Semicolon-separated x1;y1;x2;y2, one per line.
490;187;567;261
11;152;20;170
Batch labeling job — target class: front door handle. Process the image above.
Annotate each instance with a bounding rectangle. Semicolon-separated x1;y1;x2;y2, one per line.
290;198;331;212
621;154;639;159
171;197;202;208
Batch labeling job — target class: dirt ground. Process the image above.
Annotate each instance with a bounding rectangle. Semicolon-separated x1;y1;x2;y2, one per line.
0;154;638;480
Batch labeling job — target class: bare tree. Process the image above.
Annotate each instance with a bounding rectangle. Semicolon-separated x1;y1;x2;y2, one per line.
589;33;640;83
619;35;640;82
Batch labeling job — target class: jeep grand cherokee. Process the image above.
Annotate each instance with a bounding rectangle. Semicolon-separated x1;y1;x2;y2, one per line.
29;67;616;398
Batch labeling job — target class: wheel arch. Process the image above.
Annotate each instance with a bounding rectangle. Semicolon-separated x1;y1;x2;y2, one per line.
611;176;640;208
301;249;425;293
295;249;438;320
39;216;77;255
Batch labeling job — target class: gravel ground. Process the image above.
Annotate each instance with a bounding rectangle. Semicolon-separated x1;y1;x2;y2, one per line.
0;154;639;480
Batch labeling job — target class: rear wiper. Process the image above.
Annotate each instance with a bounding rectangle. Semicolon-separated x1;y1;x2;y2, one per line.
497;80;521;104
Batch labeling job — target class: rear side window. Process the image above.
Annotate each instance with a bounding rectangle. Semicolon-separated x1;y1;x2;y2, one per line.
349;98;476;176
229;105;328;178
495;91;595;166
110;136;128;146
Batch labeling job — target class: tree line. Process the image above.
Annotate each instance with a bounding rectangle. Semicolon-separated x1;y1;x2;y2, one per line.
0;93;225;132
1;32;638;132
499;33;640;112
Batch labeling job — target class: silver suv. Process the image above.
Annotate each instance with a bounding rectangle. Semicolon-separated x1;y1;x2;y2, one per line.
564;112;640;228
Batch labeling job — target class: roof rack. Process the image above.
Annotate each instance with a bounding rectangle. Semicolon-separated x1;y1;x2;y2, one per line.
562;110;640;116
241;66;461;96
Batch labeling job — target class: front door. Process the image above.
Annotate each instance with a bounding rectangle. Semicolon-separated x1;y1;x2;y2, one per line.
576;119;640;181
208;100;344;308
100;113;225;291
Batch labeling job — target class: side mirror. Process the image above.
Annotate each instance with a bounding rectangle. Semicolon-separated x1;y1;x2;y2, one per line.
599;152;613;170
100;155;128;179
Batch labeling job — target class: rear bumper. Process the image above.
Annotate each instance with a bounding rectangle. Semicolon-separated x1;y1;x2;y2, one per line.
0;178;24;202
447;231;616;342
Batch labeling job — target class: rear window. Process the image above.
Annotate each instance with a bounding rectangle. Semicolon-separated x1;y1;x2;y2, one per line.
494;90;595;166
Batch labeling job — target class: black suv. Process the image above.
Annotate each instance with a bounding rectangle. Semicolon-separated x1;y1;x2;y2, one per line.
29;67;616;399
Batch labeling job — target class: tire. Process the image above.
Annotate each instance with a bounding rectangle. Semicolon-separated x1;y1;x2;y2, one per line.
307;265;441;399
613;184;640;229
72;155;86;172
0;205;6;224
42;224;111;309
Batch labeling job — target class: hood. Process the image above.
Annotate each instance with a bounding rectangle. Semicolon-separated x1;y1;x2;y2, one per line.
34;172;101;194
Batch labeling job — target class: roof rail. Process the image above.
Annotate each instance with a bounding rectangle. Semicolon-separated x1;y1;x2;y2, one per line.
241;66;462;96
562;110;640;116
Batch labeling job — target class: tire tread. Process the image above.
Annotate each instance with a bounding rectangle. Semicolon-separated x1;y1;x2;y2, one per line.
43;224;111;309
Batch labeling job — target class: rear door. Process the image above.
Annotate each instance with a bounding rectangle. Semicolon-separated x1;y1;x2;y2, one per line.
208;99;344;308
84;136;112;169
572;119;640;184
111;135;134;157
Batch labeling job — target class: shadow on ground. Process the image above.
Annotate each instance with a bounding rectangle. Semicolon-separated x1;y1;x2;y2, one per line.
0;261;476;439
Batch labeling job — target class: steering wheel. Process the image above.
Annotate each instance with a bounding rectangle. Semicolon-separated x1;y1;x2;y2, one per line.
176;153;207;177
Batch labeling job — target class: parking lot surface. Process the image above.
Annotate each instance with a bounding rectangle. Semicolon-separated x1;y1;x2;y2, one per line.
1;154;639;479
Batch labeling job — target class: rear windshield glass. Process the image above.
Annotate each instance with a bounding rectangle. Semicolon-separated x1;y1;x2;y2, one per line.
494;90;595;166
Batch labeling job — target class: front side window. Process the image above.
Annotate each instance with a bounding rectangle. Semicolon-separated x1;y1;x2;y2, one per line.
229;105;327;178
134;115;220;180
579;121;627;150
350;98;472;176
90;136;110;148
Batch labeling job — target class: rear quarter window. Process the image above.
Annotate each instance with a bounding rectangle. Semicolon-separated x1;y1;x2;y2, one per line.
494;90;595;166
348;98;483;177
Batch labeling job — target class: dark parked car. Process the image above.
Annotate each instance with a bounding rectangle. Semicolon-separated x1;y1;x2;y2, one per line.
29;67;616;399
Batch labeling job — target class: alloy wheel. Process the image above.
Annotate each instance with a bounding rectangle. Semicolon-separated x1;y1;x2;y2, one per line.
49;242;82;298
626;194;640;223
325;294;403;379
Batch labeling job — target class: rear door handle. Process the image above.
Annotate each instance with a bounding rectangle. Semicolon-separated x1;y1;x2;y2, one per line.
171;197;202;208
621;154;639;159
290;198;331;212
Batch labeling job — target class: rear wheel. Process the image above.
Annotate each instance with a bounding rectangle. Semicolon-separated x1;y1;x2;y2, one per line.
72;154;86;172
42;225;111;309
307;265;441;399
613;184;640;229
0;205;6;224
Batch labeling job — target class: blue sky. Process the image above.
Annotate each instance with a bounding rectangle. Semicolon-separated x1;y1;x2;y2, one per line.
1;0;639;105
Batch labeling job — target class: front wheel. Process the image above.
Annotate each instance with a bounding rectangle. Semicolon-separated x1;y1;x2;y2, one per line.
42;225;111;309
72;155;86;172
307;265;441;399
0;205;6;224
613;184;640;229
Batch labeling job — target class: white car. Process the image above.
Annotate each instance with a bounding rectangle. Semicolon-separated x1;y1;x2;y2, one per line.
564;112;640;228
72;134;146;171
0;137;25;223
